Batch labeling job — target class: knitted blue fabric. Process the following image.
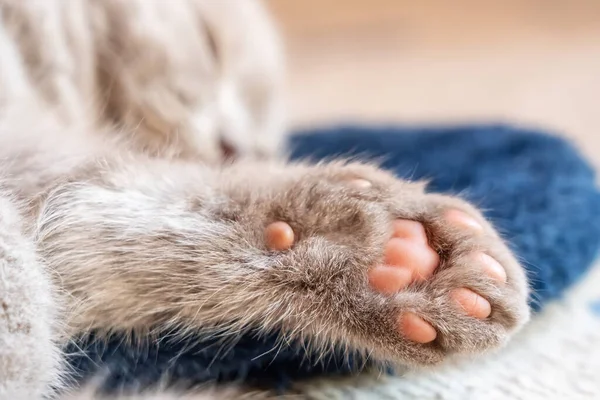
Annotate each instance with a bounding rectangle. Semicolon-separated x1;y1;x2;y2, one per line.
67;124;600;394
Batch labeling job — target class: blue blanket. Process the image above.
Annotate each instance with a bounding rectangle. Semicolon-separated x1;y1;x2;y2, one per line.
67;124;600;393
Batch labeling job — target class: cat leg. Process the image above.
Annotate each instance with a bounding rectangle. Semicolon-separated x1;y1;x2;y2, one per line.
35;157;529;366
0;194;62;398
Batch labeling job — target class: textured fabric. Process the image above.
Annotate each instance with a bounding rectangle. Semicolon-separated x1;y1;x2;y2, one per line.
293;263;600;400
67;124;600;394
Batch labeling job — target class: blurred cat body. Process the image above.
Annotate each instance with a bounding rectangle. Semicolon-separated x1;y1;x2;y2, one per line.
0;0;285;161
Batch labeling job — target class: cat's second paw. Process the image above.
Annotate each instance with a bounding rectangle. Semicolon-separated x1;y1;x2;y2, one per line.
252;163;530;366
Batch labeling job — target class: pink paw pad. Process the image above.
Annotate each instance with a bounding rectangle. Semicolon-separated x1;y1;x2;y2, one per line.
265;221;295;251
368;209;507;344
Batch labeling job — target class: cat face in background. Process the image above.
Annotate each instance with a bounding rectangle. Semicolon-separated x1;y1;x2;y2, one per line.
94;0;286;162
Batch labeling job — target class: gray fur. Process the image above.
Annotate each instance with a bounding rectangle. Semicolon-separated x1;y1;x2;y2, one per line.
0;1;530;398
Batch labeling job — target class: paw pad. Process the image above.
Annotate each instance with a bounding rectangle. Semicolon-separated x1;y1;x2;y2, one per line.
265;221;295;251
368;209;509;343
399;312;437;343
450;287;492;319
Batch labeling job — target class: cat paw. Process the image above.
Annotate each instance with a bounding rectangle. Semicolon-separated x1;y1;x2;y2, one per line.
257;163;530;366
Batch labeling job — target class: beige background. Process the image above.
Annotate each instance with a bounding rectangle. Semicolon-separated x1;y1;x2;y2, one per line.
266;0;600;168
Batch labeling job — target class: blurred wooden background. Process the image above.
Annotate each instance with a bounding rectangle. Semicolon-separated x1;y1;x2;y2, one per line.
266;0;600;166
